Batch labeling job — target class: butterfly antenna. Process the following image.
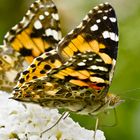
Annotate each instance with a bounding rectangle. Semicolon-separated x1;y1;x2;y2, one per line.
118;88;140;102
40;111;69;137
116;88;140;96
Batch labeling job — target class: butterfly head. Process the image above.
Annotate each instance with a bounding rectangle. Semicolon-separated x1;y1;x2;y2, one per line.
106;93;124;109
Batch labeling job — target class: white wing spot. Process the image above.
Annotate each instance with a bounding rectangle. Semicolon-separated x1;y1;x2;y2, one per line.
96;19;101;23
64;61;69;65
89;65;108;72
105;2;109;5
109;17;117;22
77;62;86;66
97;10;103;13
90;77;105;83
83;59;87;62
109;59;116;83
39;15;45;20
94;6;99;10
103;16;107;20
31;3;35;8
89;65;98;70
109;8;112;11
45;29;59;41
47;3;55;8
26;10;34;19
52;30;59;41
20;17;27;24
89;10;93;14
26;10;31;15
77;22;83;28
96;58;102;62
110;32;116;41
12;25;18;30
34;20;42;29
115;35;119;42
67;30;74;35
52;13;59;20
88;58;93;61
102;31;118;42
90;24;98;31
4;32;10;39
77;53;82;56
99;3;104;6
83;15;89;21
45;28;52;36
44;11;49;16
102;31;110;39
104;10;109;13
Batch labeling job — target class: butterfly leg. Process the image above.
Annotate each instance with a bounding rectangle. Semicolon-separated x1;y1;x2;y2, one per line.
40;111;69;138
94;117;99;140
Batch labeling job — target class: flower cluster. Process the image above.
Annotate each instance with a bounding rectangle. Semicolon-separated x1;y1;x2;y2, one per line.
0;91;106;140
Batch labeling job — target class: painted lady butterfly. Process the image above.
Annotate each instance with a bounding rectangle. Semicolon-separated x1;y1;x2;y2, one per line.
12;2;123;116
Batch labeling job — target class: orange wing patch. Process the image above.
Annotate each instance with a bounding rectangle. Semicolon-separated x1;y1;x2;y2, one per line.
11;28;49;63
59;34;112;65
61;34;97;59
15;51;62;88
70;80;89;87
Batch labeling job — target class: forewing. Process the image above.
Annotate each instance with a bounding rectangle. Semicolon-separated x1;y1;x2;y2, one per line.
4;0;62;63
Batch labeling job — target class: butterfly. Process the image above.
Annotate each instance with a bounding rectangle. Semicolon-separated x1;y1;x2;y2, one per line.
0;0;62;92
12;2;123;116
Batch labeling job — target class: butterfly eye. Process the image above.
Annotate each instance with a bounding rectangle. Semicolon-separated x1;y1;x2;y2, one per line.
2;55;13;64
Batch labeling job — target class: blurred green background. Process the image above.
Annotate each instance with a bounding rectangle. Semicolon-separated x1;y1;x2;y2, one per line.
0;0;140;139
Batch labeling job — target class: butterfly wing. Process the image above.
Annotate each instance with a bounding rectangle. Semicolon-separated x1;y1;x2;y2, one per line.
57;3;118;90
13;3;119;114
0;0;62;92
4;0;62;63
58;3;118;61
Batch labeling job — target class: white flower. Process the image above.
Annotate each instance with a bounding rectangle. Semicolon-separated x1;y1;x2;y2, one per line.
0;91;106;140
